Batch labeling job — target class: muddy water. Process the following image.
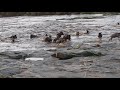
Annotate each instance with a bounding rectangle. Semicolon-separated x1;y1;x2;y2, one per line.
0;14;120;78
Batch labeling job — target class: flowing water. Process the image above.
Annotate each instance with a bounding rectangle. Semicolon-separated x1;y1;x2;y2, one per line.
0;13;120;78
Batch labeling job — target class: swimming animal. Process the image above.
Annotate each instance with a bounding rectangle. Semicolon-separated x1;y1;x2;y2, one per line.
9;35;17;39
53;31;64;43
30;34;38;39
109;33;120;41
98;33;102;39
76;32;79;36
9;35;17;43
44;35;52;43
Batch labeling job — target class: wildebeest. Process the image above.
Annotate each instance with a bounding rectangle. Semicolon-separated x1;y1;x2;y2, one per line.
9;35;17;39
57;31;64;38
56;37;66;43
84;30;89;34
86;30;89;34
63;34;71;41
30;34;38;39
53;36;60;43
54;34;71;43
76;32;79;36
98;33;102;39
109;33;120;41
44;35;52;43
9;35;17;43
98;33;102;42
53;31;64;43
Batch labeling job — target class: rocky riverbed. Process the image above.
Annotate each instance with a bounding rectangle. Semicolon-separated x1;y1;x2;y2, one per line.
0;13;120;78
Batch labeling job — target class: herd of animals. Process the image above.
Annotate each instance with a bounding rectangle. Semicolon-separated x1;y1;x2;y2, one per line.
1;22;120;44
5;30;89;43
5;30;120;44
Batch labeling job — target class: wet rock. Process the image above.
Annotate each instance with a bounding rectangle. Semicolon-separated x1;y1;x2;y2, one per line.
0;74;12;78
74;51;103;57
0;67;26;77
51;52;74;60
28;50;51;58
51;51;103;60
0;51;29;59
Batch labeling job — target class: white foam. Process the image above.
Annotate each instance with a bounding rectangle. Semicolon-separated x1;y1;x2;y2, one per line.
25;57;44;61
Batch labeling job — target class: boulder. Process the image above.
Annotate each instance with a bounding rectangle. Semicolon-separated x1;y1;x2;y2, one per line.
51;51;103;60
51;52;74;60
0;51;29;59
0;67;26;77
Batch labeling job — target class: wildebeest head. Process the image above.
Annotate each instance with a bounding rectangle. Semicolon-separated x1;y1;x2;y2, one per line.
98;33;102;38
63;34;71;41
10;35;17;39
76;32;79;36
30;34;38;39
44;35;52;43
86;30;89;34
57;31;64;38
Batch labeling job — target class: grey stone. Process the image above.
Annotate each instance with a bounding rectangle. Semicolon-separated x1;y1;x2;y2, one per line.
0;67;26;77
0;51;29;59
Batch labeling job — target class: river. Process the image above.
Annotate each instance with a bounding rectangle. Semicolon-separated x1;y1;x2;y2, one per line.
0;13;120;78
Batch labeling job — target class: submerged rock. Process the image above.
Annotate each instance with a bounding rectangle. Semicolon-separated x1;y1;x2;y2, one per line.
0;74;12;78
0;51;29;59
0;67;26;77
51;51;103;60
51;52;74;60
74;51;103;57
